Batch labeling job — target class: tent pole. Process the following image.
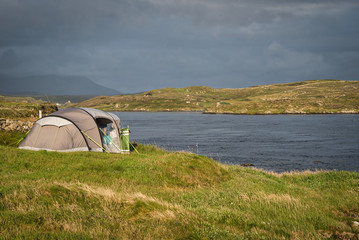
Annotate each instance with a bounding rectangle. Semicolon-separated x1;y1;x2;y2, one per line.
81;130;109;153
129;142;140;154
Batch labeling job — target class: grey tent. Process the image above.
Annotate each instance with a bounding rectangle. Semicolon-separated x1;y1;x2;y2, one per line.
19;107;123;153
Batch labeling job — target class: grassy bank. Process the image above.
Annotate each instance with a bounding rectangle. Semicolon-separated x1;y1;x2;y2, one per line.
0;95;58;120
75;80;359;114
1;131;359;239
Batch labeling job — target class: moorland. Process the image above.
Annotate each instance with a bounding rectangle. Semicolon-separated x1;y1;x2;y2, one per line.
75;79;359;114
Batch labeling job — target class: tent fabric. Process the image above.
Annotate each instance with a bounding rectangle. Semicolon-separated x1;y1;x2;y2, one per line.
19;107;122;153
79;107;122;153
47;108;102;151
19;123;88;152
80;107;118;120
37;116;72;127
108;112;121;129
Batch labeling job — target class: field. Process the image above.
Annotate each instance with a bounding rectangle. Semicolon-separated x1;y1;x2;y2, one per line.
1;131;359;239
0;96;58;120
75;80;359;114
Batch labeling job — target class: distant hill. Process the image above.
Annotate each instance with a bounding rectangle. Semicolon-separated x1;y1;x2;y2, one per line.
0;74;121;96
29;95;100;104
75;80;359;114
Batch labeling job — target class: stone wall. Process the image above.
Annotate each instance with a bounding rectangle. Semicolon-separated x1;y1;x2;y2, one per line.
0;119;34;132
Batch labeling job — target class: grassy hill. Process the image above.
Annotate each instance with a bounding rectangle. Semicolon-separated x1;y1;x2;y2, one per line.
75;80;359;114
1;131;359;239
0;95;58;120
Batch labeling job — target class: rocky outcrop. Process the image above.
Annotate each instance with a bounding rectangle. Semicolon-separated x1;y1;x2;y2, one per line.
0;118;34;132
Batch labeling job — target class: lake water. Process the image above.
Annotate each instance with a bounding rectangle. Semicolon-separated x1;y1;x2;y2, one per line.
114;112;359;173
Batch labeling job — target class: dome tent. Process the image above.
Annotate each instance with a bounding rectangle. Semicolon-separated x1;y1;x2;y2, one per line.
19;108;123;153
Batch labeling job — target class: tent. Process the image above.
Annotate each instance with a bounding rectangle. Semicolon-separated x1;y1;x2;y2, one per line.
19;107;126;153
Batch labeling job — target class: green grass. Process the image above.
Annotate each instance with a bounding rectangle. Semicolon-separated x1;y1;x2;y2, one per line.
75;80;359;114
0;95;58;119
1;131;359;239
0;131;26;147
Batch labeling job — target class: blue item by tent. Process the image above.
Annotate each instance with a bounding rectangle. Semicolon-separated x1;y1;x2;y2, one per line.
103;135;112;145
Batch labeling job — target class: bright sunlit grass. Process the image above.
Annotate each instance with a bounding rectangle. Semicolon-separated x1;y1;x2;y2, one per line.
75;80;359;114
1;131;359;239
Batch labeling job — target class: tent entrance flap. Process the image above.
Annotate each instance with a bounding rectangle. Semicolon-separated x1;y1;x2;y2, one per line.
99;128;121;152
97;118;121;153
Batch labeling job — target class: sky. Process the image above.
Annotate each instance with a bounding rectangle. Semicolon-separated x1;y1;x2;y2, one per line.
0;0;358;93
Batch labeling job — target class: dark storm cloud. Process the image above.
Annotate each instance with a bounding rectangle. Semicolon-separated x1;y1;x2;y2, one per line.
0;48;21;69
0;0;358;92
1;0;356;45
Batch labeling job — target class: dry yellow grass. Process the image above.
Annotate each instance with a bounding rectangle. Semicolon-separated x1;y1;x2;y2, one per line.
75;80;359;114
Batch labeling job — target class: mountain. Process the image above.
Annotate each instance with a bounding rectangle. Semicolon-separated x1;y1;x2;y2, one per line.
75;80;359;114
0;74;120;96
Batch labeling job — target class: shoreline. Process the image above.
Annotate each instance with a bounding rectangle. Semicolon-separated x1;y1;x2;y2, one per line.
101;109;359;115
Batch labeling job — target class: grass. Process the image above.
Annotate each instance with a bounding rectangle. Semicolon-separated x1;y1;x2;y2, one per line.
74;80;359;114
1;131;359;239
0;95;58;120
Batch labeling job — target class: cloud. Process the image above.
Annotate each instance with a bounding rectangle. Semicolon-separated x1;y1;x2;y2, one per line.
0;48;21;69
0;0;358;92
1;0;358;47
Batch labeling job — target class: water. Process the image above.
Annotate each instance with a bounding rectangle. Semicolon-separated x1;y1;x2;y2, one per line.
114;112;359;173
